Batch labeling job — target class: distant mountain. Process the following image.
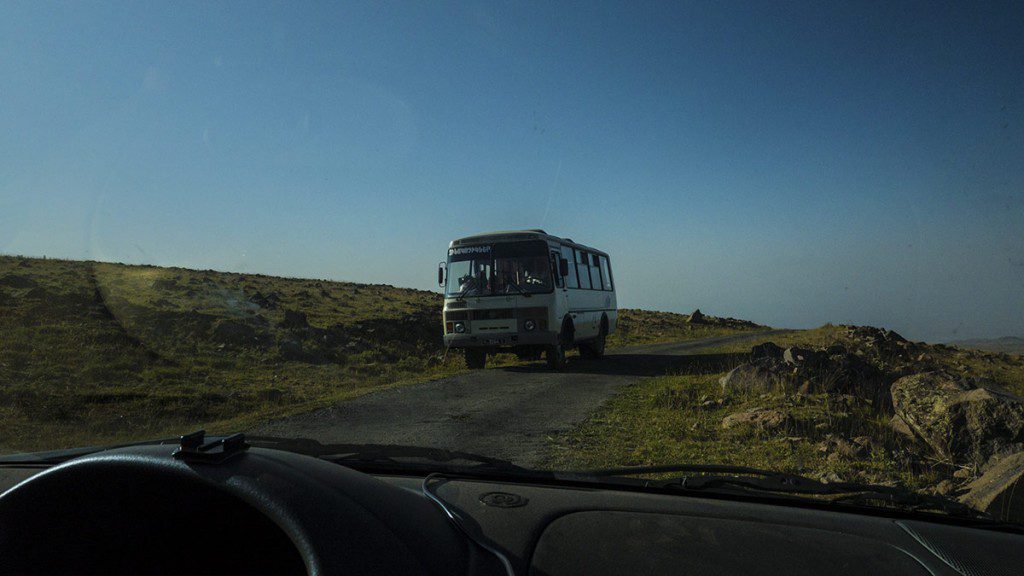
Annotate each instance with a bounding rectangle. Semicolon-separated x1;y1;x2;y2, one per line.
949;336;1024;355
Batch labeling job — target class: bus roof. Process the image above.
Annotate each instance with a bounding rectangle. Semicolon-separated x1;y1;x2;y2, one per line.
449;230;608;257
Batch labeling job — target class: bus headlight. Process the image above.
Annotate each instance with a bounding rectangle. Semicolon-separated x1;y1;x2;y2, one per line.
524;320;536;332
454;322;466;334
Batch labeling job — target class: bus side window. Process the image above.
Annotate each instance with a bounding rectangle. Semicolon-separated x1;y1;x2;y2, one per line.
576;250;592;289
590;253;602;290
599;255;613;290
561;246;578;288
550;252;562;288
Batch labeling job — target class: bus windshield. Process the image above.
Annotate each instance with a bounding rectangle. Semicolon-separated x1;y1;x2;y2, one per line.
446;241;552;297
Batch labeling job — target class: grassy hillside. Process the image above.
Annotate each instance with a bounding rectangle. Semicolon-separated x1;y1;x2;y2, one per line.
547;326;1024;494
0;255;760;453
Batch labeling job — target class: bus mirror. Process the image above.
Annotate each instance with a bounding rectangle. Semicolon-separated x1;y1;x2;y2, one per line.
559;258;569;277
437;262;445;287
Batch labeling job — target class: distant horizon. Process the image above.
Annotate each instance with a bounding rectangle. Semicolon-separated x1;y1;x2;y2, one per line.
5;250;1020;345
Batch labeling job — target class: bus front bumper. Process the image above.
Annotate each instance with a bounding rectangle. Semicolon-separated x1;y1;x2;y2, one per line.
444;330;558;349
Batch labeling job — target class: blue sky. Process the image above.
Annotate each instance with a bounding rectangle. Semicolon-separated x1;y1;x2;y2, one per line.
2;1;1022;342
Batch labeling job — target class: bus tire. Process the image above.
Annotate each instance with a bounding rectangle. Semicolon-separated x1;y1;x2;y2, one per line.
545;340;566;370
465;348;486;370
580;322;607;359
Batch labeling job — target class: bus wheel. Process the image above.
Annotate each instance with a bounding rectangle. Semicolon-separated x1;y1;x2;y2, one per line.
580;326;607;359
465;349;487;369
545;340;566;371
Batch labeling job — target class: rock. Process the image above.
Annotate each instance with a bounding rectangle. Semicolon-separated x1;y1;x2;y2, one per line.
687;309;705;324
891;372;1024;466
819;471;843;483
825;344;846;356
277;340;305;361
751;342;783;359
0;275;36;289
721;408;790;431
888;414;915;440
960;451;1024;523
210;319;258;346
953;468;972;480
22;287;51;300
719;361;787;394
819;435;871;460
248;292;276;309
279;309;310;330
151;278;177;290
929;479;956;497
783;347;821;366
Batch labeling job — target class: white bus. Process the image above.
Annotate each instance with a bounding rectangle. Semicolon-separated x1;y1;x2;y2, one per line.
438;230;617;370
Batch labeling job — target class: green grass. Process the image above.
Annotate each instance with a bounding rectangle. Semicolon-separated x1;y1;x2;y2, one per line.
0;255;759;453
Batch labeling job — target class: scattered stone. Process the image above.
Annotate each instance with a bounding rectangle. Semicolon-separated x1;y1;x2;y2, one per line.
151;278;177;290
279;309;310;330
960;451;1024;523
210;319;258;346
277;340;305;361
248;291;276;309
819;471;843;483
721;408;790;431
929;479;956;496
0;275;36;289
751;342;783;359
783;347;821;366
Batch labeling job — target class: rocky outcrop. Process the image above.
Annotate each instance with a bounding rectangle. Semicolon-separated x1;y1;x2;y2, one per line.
960;451;1024;523
687;309;705;324
722;344;886;402
890;372;1024;466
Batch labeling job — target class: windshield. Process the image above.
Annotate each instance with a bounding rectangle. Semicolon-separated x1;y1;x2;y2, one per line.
2;2;1023;528
446;241;553;297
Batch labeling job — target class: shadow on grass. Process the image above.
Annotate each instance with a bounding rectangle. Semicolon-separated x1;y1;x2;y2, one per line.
502;352;751;377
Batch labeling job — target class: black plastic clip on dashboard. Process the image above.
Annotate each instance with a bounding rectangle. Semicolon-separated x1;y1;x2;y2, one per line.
172;430;250;463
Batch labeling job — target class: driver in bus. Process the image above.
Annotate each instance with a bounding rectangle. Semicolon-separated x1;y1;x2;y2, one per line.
523;260;546;286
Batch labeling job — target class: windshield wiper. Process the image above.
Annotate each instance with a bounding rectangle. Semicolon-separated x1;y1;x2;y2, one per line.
503;281;532;297
574;463;986;519
0;438;178;466
455;281;478;301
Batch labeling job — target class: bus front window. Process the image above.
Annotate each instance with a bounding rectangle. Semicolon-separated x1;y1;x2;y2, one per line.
446;240;553;297
493;255;552;295
446;258;490;297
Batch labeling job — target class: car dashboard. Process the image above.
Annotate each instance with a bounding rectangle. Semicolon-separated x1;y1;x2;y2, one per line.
1;443;1022;575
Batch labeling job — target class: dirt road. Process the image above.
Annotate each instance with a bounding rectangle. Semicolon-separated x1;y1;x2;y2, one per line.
250;330;785;466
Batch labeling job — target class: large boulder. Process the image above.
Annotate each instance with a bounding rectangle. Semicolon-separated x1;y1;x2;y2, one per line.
687;309;705;324
891;372;1024;466
719;360;789;394
960;451;1024;523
